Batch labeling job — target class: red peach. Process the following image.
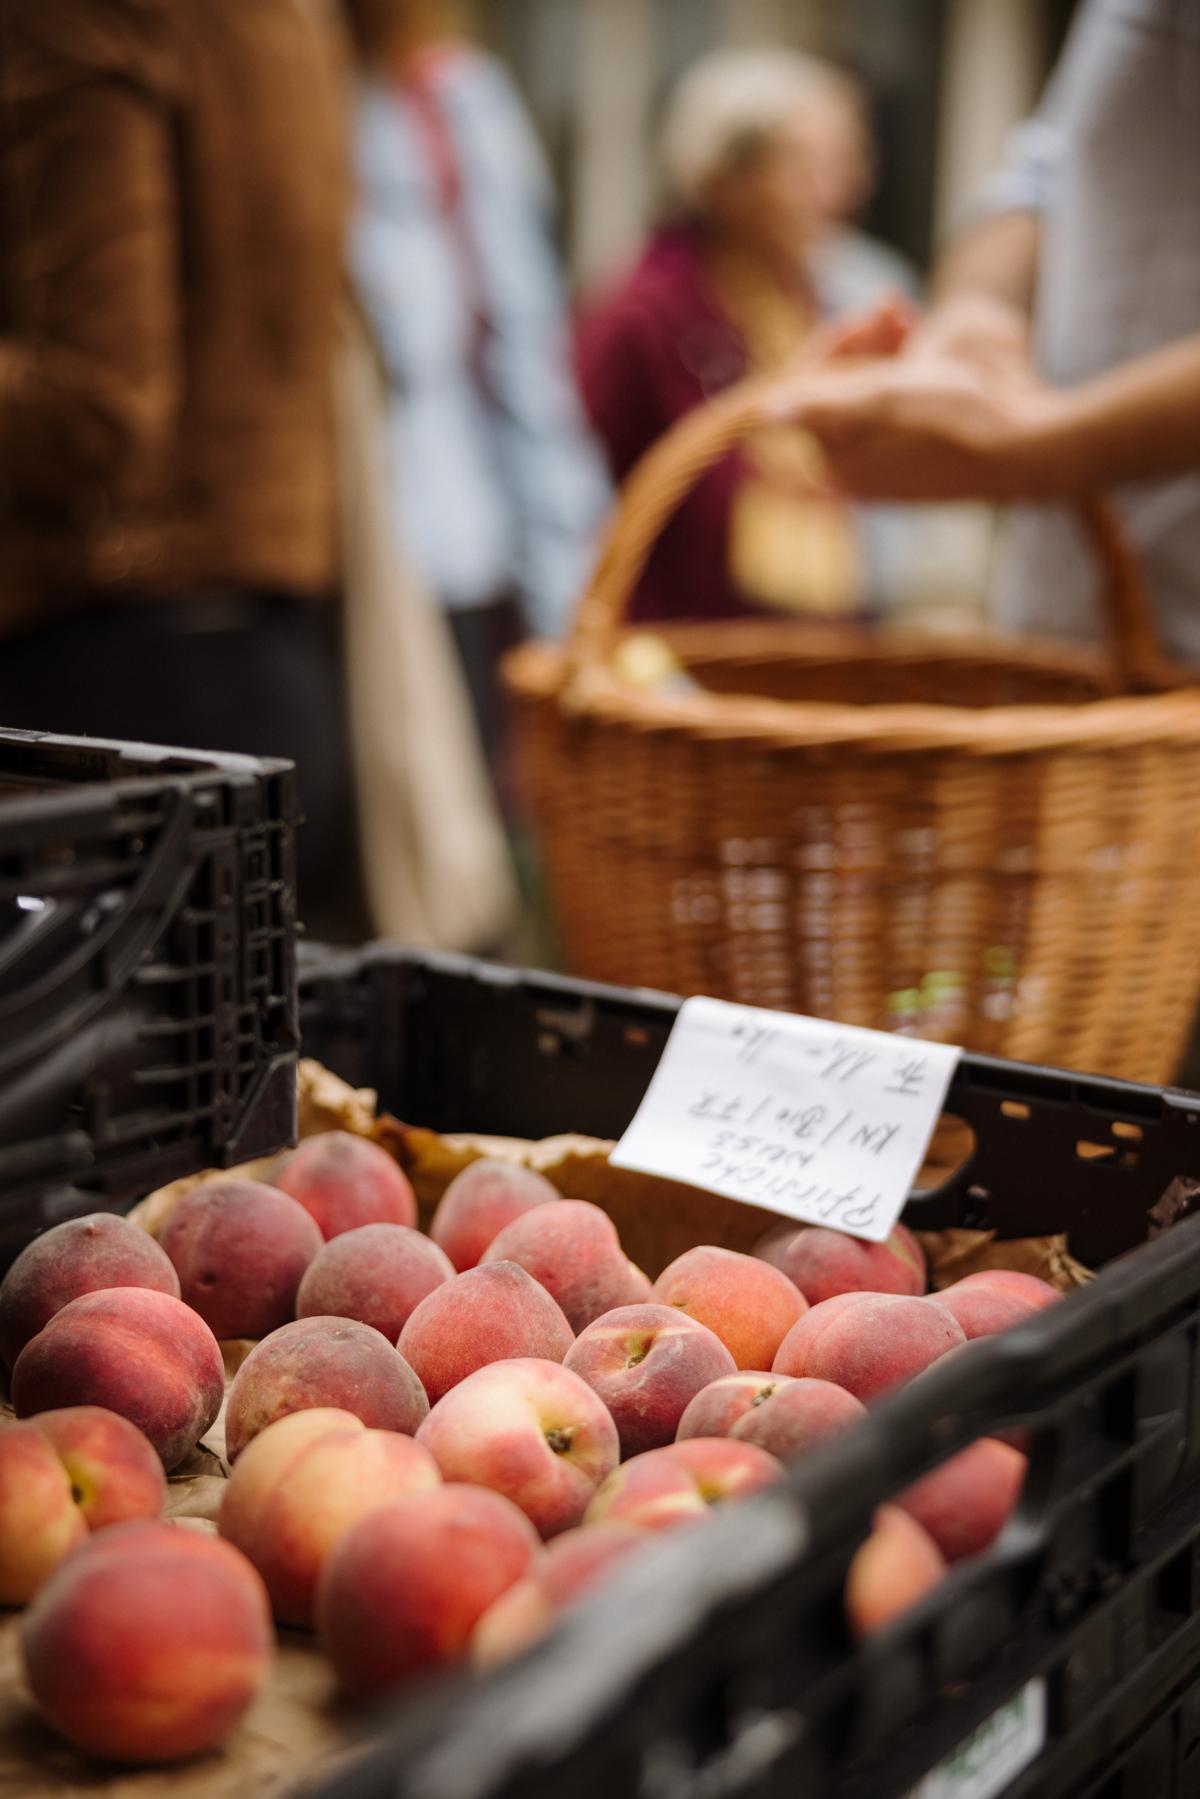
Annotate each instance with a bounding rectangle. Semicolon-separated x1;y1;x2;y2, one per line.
0;1408;168;1605
585;1438;782;1531
0;1422;87;1604
652;1245;807;1369
316;1485;539;1697
952;1269;1060;1310
472;1523;646;1666
160;1179;323;1339
431;1158;560;1272
219;1406;441;1626
772;1293;966;1401
274;1131;417;1238
30;1406;167;1531
891;1221;928;1284
845;1504;946;1639
729;1377;866;1463
564;1304;736;1458
21;1521;273;1762
0;1212;180;1368
416;1357;618;1538
295;1223;454;1341
676;1371;795;1441
934;1284;1040;1341
224;1316;429;1462
757;1223;924;1305
11;1288;224;1471
625;1263;654;1302
482;1200;650;1331
398;1262;574;1406
896;1438;1027;1562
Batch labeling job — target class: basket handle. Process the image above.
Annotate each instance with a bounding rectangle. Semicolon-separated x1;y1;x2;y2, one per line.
567;369;1173;696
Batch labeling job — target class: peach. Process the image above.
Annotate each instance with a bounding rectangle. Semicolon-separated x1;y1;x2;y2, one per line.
11;1288;224;1471
398;1262;574;1406
891;1221;927;1284
934;1283;1041;1341
0;1408;168;1605
845;1504;946;1639
21;1521;273;1762
676;1371;795;1441
651;1245;807;1369
585;1438;782;1530
771;1293;966;1401
30;1406;167;1531
896;1438;1027;1562
0;1212;180;1368
564;1304;736;1458
274;1130;416;1238
952;1269;1060;1310
481;1200;650;1331
0;1422;87;1604
729;1377;866;1462
472;1523;646;1666
431;1157;560;1272
160;1178;323;1339
296;1223;454;1340
757;1223;924;1305
416;1357;618;1538
316;1484;539;1697
224;1316;428;1462
219;1406;441;1626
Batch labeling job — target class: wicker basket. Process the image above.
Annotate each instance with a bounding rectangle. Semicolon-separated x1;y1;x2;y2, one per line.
504;373;1200;1084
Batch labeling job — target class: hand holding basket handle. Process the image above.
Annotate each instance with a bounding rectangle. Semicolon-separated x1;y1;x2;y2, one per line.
568;362;1174;697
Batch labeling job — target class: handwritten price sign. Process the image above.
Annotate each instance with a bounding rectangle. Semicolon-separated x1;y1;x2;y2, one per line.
610;998;960;1242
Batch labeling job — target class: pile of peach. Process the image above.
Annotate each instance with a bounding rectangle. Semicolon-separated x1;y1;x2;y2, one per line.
0;1132;1059;1766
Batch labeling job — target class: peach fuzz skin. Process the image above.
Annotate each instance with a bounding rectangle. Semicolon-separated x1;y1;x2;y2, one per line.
756;1223;925;1305
675;1371;794;1441
11;1287;224;1471
471;1523;647;1667
316;1485;539;1698
651;1245;807;1370
160;1178;323;1340
416;1357;618;1538
21;1521;273;1763
564;1304;736;1459
274;1131;417;1238
896;1438;1027;1563
224;1316;429;1462
296;1224;455;1342
430;1158;560;1272
729;1377;866;1463
771;1293;966;1402
219;1407;441;1626
845;1505;946;1639
0;1409;167;1605
0;1212;180;1369
482;1199;651;1332
398;1262;574;1406
585;1438;782;1531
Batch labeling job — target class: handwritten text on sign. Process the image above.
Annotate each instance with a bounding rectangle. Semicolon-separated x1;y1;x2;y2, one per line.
610;998;961;1243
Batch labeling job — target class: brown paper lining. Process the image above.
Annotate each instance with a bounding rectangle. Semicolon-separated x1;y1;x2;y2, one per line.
1;1059;1091;1794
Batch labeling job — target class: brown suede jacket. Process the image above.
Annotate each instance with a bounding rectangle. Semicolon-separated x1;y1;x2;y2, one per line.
0;0;346;632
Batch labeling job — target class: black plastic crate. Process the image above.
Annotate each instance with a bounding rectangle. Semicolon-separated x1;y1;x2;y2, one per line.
0;729;300;1266
299;944;1200;1799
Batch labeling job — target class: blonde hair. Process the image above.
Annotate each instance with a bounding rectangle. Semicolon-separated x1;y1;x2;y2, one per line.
659;48;828;214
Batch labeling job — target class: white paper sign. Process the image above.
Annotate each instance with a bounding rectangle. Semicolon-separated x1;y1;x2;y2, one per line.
610;997;960;1243
908;1679;1046;1799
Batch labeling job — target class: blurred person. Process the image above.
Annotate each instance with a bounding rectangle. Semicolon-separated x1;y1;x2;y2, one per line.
576;48;912;627
340;0;610;794
800;61;921;316
0;0;367;942
772;0;1200;663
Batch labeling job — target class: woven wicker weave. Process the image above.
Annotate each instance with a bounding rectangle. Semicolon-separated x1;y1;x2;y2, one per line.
504;374;1200;1083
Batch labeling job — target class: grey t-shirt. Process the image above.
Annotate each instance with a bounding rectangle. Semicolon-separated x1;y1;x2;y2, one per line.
985;0;1200;661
